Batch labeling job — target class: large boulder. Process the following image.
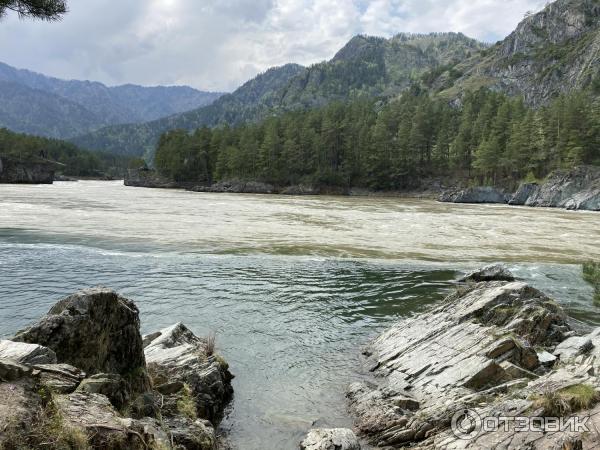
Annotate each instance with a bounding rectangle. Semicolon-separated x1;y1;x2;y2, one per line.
144;323;233;423
347;279;589;448
439;186;509;204
13;287;151;394
300;428;361;450
0;339;57;365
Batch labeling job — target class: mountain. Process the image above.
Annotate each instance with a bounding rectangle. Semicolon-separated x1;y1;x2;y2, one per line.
73;33;485;157
0;61;224;138
72;63;308;157
434;0;600;104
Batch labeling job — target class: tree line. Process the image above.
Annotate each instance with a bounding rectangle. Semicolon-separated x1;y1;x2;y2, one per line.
154;87;600;190
0;128;142;177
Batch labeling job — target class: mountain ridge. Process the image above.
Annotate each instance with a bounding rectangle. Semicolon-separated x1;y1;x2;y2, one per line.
0;61;225;138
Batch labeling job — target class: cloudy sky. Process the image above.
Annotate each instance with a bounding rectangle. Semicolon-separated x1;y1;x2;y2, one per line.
0;0;548;92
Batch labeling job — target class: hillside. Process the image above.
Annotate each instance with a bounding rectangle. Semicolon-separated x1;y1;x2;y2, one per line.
72;64;308;157
435;0;600;104
0;61;224;138
72;34;485;157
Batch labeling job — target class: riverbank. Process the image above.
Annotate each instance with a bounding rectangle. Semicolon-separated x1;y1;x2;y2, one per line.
124;166;600;211
0;288;233;450
340;265;600;449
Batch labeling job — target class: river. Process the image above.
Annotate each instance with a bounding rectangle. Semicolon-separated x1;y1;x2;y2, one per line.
0;181;598;449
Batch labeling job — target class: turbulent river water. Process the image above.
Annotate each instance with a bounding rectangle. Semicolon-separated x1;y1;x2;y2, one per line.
0;181;599;449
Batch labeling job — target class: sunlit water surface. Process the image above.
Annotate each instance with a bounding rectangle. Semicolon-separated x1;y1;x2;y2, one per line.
0;181;598;449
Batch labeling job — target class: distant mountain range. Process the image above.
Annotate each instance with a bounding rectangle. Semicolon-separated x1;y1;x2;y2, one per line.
0;61;224;139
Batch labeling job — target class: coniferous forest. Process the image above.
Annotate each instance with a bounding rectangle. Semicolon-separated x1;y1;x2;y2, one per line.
154;87;600;190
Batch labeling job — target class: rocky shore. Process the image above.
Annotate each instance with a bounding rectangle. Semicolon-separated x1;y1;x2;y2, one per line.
440;165;600;211
332;265;600;449
0;288;232;450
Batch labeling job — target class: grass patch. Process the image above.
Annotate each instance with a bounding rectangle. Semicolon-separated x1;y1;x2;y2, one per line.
176;384;197;420
583;261;600;306
205;331;216;356
532;384;599;417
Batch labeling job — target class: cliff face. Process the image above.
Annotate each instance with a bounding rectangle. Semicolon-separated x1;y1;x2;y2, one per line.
0;156;55;184
443;0;600;105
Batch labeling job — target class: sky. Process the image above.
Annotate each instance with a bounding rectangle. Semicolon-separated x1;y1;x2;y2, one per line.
0;0;549;92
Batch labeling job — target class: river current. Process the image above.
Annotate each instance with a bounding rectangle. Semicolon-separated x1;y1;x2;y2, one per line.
0;181;598;449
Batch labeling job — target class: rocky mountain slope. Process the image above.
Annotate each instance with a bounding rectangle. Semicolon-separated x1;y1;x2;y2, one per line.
437;0;600;105
0;61;224;139
72;34;485;157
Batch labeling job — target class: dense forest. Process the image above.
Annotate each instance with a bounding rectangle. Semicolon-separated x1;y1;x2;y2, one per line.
154;87;600;190
0;128;142;177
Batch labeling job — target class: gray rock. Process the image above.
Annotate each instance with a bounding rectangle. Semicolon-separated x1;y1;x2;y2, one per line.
0;376;42;448
509;182;539;205
13;287;151;395
35;363;85;393
124;168;181;189
459;264;515;282
144;323;233;423
163;416;216;450
0;358;32;382
524;166;600;211
281;184;320;195
54;391;167;450
0;339;57;365
77;373;130;410
191;180;276;194
347;278;577;447
439;186;509;204
300;428;361;450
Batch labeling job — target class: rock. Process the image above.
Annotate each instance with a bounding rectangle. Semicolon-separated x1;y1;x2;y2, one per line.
54;391;166;450
537;350;558;366
77;373;130;410
0;358;32;382
36;363;86;393
0;339;57;365
281;184;320;195
13;287;151;394
0;156;56;184
124;168;183;189
555;337;595;360
347;278;574;447
300;428;361;450
163;416;217;450
524;166;600;211
144;323;233;423
459;264;515;282
191;180;276;194
156;380;185;395
439;186;510;204
509;182;539;205
129;390;162;419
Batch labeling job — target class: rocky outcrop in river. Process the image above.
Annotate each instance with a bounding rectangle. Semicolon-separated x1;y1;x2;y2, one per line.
0;288;233;450
347;265;600;448
0;156;56;184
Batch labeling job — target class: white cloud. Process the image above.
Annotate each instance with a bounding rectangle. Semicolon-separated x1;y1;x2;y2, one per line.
0;0;548;91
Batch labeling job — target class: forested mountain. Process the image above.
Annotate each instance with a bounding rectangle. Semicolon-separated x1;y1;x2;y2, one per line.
0;128;139;177
75;0;600;159
153;87;600;190
72;64;307;157
434;0;600;104
0;61;224;138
